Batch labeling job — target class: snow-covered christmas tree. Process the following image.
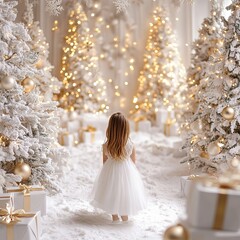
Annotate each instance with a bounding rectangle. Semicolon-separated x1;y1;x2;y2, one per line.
58;1;108;114
182;0;240;173
130;6;186;122
23;0;62;100
184;0;224;117
0;0;66;193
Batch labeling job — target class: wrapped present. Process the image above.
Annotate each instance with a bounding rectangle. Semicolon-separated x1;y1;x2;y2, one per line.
81;113;108;133
156;109;174;127
129;116;151;132
164;117;178;137
187;180;240;231
181;220;240;240
82;125;103;144
58;131;78;147
6;184;46;216
0;205;41;240
0;193;14;209
66;120;81;133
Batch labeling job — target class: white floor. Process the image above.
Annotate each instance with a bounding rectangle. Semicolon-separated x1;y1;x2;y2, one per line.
42;132;188;240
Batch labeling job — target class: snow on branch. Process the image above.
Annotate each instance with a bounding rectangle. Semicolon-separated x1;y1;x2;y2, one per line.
45;0;63;16
113;0;130;13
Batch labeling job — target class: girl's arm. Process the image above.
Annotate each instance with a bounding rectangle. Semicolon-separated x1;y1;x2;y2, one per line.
130;146;136;164
102;144;108;164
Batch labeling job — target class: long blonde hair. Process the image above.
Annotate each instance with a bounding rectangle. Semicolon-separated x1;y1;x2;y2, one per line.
105;112;130;160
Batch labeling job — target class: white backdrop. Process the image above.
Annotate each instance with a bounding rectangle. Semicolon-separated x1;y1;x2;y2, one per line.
15;0;232;114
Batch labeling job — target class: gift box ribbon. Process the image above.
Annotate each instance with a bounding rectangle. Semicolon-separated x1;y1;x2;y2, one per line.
0;203;39;240
6;184;45;212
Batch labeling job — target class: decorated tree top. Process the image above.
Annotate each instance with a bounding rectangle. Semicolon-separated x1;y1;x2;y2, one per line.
58;1;108;114
130;6;186;122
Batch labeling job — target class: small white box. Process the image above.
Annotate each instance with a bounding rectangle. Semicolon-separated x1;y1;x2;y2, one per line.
83;131;103;144
156;109;174;127
129;120;151;132
66;120;80;132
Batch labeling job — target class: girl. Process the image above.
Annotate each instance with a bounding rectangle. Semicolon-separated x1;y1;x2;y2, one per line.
90;112;147;222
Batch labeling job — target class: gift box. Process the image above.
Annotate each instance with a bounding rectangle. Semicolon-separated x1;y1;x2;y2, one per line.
0;208;42;240
181;220;240;240
66;120;81;133
129;117;151;132
58;131;78;147
0;193;14;208
81;113;108;133
187;183;240;231
156;109;174;127
6;185;46;216
180;176;193;198
164;118;178;137
82;127;103;144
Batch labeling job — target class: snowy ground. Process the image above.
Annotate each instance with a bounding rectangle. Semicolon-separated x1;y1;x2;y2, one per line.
42;132;188;240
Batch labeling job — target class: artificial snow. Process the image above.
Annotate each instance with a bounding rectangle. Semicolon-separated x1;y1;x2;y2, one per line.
42;132;188;240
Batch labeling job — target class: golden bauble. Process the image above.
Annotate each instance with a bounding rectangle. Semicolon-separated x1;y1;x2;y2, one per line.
14;161;31;181
0;133;10;147
200;151;209;159
1;76;16;90
207;141;221;156
22;78;35;93
221;106;235;120
190;119;203;134
35;58;43;69
163;224;189;240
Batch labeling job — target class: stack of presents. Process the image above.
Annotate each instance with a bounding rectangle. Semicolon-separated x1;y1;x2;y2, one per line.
0;184;46;240
165;171;240;240
58;109;180;147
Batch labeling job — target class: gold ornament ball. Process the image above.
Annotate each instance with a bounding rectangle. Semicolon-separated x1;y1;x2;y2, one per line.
22;78;35;93
207;141;221;156
0;134;10;147
14;161;31;181
200;151;209;159
221;106;235;120
35;59;43;69
1;76;16;90
163;224;189;240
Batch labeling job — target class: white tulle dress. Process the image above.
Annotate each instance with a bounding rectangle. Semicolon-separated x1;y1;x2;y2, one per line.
90;140;147;216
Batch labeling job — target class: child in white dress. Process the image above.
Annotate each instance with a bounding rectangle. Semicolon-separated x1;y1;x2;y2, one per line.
90;112;147;222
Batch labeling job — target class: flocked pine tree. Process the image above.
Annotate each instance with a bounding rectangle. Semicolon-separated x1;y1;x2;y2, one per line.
130;6;186;122
184;0;224;117
58;1;108;114
23;0;62;100
0;0;67;193
182;0;240;173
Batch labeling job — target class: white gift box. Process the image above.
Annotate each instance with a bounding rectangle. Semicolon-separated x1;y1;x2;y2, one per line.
81;113;108;133
59;132;78;147
129;120;151;132
187;183;240;231
0;193;14;208
6;185;46;216
180;176;193;198
82;131;103;144
0;211;42;240
66;120;81;133
181;220;240;240
156;109;174;127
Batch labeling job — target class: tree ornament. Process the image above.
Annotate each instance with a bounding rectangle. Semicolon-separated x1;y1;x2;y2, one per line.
225;78;239;89
35;58;43;69
200;151;209;159
21;78;35;93
14;160;31;181
221;106;235;120
163;224;189;240
0;134;11;147
1;76;16;90
207;141;221;156
190;119;203;134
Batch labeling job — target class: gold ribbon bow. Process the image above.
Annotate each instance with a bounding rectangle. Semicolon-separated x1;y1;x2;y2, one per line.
133;116;146;132
6;184;45;212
